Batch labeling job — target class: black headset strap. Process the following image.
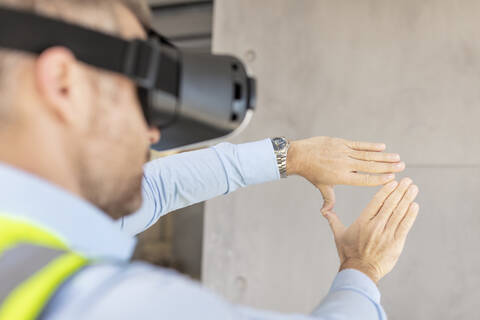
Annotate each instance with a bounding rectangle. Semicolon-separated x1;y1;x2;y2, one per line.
0;6;179;96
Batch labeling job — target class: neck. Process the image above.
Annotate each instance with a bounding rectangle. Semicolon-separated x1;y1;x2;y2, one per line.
0;124;82;197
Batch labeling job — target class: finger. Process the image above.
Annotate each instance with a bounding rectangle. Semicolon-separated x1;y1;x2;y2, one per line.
395;202;419;240
348;173;396;186
361;180;398;220
346;140;386;152
351;160;405;174
323;211;346;239
373;177;413;224
385;184;419;231
349;150;401;163
319;185;335;212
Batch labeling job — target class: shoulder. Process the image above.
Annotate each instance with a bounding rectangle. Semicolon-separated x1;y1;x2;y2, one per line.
42;261;236;320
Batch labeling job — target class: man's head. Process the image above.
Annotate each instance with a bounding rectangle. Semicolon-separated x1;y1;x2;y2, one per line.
0;0;159;218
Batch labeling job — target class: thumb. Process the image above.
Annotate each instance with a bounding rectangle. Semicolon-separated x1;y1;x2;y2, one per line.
319;185;335;212
323;210;346;239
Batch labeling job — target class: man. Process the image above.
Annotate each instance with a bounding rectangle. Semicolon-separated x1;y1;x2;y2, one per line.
0;0;419;319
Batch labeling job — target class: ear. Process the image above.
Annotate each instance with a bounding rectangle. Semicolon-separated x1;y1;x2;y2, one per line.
35;47;81;125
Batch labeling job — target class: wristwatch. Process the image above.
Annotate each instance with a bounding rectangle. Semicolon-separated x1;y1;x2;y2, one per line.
270;137;290;178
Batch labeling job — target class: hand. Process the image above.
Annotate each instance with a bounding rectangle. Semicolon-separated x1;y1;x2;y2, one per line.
286;136;405;212
323;178;419;284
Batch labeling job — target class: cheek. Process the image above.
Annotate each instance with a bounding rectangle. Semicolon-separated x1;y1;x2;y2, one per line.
101;78;148;136
122;84;149;141
112;83;150;156
89;82;149;163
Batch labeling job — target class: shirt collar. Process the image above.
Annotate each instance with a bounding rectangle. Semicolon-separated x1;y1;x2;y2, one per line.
0;162;136;261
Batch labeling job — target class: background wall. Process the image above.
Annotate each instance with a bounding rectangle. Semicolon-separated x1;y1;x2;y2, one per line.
203;1;480;319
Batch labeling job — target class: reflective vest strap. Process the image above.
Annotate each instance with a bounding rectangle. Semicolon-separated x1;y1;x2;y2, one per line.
0;251;88;320
0;214;90;320
0;244;64;304
0;214;67;253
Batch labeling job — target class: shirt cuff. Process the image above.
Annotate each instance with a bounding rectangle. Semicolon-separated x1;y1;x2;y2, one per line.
236;138;280;184
330;269;381;304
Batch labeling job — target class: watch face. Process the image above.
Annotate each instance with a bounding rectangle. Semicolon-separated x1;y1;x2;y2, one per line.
273;137;287;150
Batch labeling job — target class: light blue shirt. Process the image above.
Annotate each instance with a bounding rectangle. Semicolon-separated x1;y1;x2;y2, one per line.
0;139;386;319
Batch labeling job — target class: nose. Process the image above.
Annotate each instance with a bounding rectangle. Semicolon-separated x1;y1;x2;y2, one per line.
148;127;161;145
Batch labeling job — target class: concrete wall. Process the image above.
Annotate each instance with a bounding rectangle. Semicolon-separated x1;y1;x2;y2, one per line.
203;1;480;319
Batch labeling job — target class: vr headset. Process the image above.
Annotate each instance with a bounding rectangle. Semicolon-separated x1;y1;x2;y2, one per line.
0;6;256;151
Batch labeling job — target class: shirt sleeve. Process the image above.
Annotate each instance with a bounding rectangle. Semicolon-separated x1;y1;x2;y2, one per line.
119;139;280;236
235;269;386;320
44;263;386;320
310;269;387;319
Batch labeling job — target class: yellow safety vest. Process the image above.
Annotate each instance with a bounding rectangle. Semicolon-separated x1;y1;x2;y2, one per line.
0;214;90;320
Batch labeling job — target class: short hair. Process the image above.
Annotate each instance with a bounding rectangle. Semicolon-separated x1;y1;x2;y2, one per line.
0;0;151;123
121;0;152;27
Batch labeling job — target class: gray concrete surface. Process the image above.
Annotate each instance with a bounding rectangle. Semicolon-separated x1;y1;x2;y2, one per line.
171;203;204;279
203;1;480;319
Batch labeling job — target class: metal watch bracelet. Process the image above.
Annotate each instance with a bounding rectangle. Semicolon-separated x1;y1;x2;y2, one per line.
270;137;290;178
